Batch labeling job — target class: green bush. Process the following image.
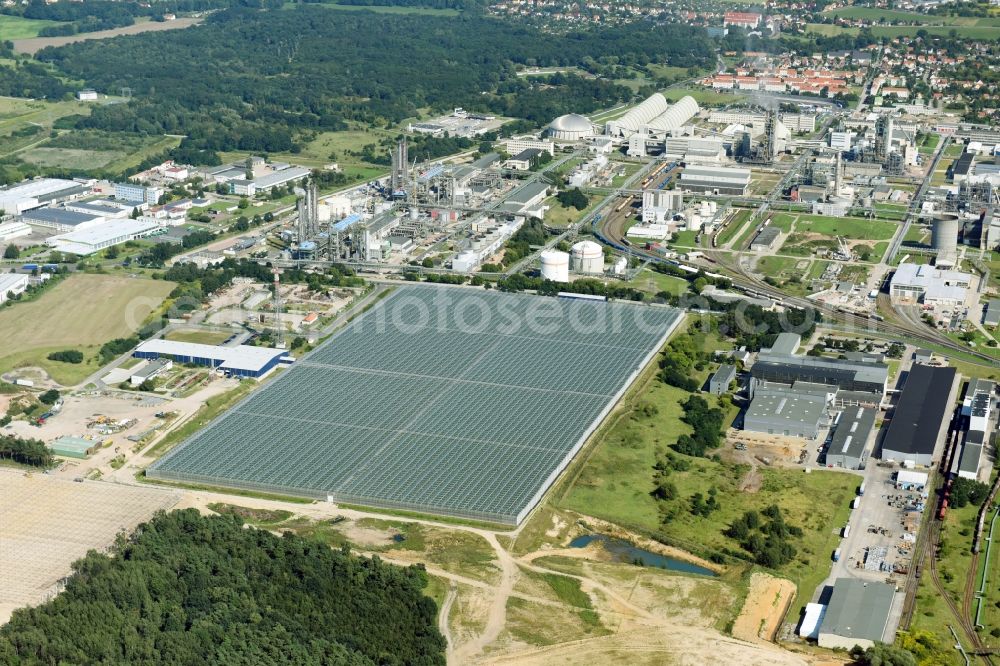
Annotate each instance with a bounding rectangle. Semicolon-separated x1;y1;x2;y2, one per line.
47;350;84;364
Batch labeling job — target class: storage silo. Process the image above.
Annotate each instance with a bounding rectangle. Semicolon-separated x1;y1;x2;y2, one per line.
931;213;960;267
571;240;604;274
540;250;570;282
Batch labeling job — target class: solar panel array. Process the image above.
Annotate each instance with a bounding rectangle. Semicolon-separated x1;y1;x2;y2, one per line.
149;286;682;524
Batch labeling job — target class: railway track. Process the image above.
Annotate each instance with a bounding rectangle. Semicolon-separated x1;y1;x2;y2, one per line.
593;207;1000;367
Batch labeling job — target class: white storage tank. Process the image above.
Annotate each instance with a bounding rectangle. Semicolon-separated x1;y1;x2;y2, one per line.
540;250;570;282
571;240;604;274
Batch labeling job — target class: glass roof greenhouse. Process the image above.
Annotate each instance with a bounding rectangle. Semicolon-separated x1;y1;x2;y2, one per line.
148;286;683;524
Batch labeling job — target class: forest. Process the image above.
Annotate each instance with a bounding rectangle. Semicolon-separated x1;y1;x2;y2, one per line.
0;510;445;665
26;6;714;154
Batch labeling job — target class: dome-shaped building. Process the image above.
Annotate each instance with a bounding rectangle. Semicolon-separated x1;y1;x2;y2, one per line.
547;114;594;141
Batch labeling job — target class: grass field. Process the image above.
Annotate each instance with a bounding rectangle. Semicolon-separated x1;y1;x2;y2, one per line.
558;374;857;620
663;87;745;106
0;15;66;39
544;196;597;229
0;274;174;386
794;215;898;241
626;269;689;297
716;208;753;247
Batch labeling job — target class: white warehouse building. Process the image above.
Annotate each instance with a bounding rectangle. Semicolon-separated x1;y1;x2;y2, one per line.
606;94;699;138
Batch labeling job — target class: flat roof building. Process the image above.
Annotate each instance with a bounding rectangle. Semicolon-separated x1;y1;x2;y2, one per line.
752;353;888;396
956;378;993;480
881;364;957;466
750;225;781;251
49;218;160;256
765;332;801;355
985;299;1000;327
20;208;105;233
0;274;29;304
818;578;896;650
890;263;972;307
679;166;751;196
130;358;173;387
134;339;289;379
709;364;737;395
744;383;833;439
825;406;876;470
0;178;89;215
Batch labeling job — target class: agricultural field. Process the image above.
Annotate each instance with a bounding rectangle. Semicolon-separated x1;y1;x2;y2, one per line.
0;274;174;386
557;371;857;621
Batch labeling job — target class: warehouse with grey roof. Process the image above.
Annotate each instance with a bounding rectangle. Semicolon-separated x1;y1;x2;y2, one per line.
818;578;896;650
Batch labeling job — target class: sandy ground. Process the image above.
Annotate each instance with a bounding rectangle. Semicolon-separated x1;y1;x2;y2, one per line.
732;573;798;644
13;18;201;54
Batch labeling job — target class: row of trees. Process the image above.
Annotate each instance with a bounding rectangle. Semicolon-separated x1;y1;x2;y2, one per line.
0;510;446;664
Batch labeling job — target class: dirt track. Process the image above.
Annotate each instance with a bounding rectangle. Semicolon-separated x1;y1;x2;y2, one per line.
13;18;200;54
731;573;797;644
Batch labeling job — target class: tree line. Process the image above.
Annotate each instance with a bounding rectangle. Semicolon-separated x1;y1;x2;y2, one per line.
0;434;53;467
0;510;445;664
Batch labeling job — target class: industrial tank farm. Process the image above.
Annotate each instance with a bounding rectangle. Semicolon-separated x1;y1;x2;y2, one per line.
149;286;683;525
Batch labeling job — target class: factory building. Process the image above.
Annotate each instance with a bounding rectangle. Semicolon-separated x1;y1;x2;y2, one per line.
19;208;105;233
781;113;816;133
955;379;993;480
505;149;543;171
499;182;549;218
708;110;764;125
709;364;737;395
130;359;173;387
642;189;683;224
0;178;89;215
547;114;594;141
825;406;876;470
767;332;802;355
48;218;160;256
678;166;751;196
817;579;896;650
567;155;608;188
829;131;853;151
751;353;888;396
0;221;31;242
743;382;834;439
889;263;972;307
451;219;523;272
0;273;29;304
64;201;133;219
664;137;726;163
881;364;957;467
114;182;164;206
228;166;310;197
500;137;555;157
133;340;290;379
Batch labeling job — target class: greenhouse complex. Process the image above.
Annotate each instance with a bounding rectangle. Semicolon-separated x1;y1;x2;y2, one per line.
149;286;683;524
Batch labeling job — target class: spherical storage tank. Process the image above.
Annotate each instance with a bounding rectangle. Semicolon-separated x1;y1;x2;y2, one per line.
571;240;604;274
548;114;594;141
540;250;570;282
